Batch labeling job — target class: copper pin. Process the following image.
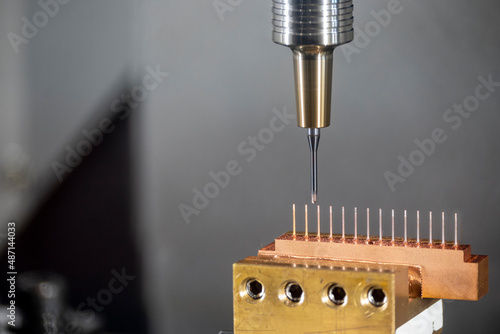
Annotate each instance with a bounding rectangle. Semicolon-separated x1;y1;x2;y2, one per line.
354;207;358;240
342;206;345;240
417;210;420;244
329;206;333;239
454;213;458;247
404;210;407;243
429;211;433;245
305;204;308;239
442;212;445;245
366;208;370;241
317;205;321;239
391;209;395;243
379;208;383;242
292;204;296;238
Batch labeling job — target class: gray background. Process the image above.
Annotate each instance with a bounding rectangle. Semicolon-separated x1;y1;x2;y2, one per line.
0;0;499;333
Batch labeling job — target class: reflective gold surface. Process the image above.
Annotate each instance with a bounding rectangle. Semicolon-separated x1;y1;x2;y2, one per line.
233;256;440;334
293;46;333;128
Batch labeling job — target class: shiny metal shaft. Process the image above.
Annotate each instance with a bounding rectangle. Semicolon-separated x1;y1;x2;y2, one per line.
273;0;354;129
307;128;320;203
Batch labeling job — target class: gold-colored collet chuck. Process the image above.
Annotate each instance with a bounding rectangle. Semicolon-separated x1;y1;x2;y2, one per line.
292;45;334;129
272;0;354;203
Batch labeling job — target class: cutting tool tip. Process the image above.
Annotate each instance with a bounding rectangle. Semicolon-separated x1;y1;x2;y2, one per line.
307;128;320;205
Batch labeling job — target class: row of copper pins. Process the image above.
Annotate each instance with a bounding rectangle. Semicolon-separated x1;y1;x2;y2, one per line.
292;204;458;246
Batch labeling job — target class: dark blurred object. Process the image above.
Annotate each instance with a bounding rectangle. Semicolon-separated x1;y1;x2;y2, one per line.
0;84;147;333
15;272;103;333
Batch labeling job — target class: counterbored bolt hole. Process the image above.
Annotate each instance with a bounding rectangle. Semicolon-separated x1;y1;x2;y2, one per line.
285;282;303;303
246;279;264;300
328;285;346;306
368;287;387;307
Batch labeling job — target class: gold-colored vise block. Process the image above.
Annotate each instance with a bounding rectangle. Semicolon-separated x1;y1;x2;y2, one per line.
259;233;488;301
233;256;441;334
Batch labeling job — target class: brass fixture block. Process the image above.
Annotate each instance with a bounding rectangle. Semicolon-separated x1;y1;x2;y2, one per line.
233;256;440;334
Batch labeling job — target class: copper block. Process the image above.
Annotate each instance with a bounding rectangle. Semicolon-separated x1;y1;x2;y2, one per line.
258;233;488;301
